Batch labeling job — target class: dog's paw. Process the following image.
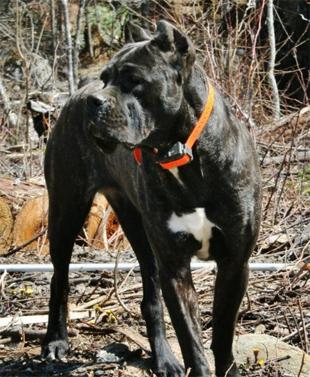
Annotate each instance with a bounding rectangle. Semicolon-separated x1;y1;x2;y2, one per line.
153;354;184;377
41;339;69;361
154;364;184;377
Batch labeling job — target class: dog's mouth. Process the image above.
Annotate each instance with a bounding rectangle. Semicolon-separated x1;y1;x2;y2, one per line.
93;135;118;153
135;138;171;153
122;142;136;150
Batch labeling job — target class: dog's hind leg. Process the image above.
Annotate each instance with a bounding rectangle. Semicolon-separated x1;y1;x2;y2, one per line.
211;259;248;377
105;194;184;377
42;184;95;360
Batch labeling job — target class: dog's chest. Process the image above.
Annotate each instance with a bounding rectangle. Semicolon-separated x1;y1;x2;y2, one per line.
167;208;216;259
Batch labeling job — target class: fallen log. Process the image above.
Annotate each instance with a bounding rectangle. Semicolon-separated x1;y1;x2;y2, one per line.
0;177;120;254
262;105;310;133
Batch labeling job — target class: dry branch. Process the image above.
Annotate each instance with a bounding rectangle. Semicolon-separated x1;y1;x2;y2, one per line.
0;309;95;328
1;327;78;341
261;151;310;166
111;325;150;353
263;105;310;133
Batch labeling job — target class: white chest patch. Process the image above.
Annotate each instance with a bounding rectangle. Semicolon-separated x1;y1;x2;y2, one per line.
169;168;183;185
167;208;217;259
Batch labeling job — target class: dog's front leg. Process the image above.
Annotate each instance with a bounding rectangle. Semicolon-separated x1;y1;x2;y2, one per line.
42;189;94;360
105;196;183;377
211;259;248;377
158;260;210;376
143;222;211;377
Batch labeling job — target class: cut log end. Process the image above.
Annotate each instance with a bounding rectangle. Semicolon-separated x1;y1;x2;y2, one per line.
0;197;13;255
13;194;49;254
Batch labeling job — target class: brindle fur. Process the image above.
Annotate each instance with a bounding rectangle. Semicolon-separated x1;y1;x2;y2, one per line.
42;21;261;377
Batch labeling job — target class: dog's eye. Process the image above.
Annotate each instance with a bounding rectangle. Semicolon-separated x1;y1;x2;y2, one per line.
121;73;145;93
100;67;113;87
128;75;145;88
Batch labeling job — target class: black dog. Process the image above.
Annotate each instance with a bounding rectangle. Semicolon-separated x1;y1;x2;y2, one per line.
42;21;261;377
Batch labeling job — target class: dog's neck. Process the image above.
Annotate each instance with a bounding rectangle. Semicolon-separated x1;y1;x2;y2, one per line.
140;65;211;153
185;64;209;115
177;64;210;141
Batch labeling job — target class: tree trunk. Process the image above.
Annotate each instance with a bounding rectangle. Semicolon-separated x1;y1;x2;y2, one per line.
267;0;280;119
73;0;86;86
50;0;57;54
85;5;94;59
61;0;75;95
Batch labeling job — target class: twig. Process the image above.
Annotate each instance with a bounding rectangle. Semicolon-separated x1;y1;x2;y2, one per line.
76;272;110;305
1;327;78;341
111;325;150;353
263;150;289;219
3;228;46;257
113;250;133;316
0;310;94;327
297;299;309;353
297;352;306;377
224;362;234;377
0;270;8;298
281;321;310;342
35;14;48;54
77;289;115;310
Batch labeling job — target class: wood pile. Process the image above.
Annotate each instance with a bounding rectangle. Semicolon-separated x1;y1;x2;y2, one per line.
0;177;119;255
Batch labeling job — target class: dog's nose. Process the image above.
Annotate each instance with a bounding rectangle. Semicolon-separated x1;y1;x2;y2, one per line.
90;95;116;113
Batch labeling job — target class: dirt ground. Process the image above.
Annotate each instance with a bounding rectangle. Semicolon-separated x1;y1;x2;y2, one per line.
0;239;309;377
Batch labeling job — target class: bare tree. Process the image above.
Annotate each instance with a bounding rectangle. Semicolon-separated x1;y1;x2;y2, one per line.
73;0;86;86
61;0;75;95
50;0;57;54
266;0;280;119
85;5;94;59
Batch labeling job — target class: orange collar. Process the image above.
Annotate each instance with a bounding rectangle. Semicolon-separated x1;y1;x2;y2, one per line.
133;81;215;169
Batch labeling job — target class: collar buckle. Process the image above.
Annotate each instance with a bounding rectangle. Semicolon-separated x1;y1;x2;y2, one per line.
157;142;193;165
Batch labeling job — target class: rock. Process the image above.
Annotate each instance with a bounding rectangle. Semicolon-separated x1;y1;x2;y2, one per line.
233;334;310;377
96;343;130;363
29;53;53;90
199;334;310;376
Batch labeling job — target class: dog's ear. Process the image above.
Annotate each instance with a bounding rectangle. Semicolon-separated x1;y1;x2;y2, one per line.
125;22;151;43
153;20;195;69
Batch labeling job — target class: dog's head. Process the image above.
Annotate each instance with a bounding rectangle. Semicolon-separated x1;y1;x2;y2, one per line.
87;21;196;151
